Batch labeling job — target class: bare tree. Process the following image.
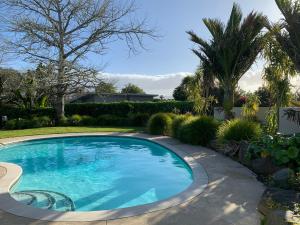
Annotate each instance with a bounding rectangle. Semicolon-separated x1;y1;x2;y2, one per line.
1;0;155;120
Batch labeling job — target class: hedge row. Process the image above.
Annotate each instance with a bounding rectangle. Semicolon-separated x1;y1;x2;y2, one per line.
0;107;55;120
0;101;194;119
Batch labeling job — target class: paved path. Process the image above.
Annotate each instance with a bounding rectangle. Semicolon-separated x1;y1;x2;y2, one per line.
0;133;265;225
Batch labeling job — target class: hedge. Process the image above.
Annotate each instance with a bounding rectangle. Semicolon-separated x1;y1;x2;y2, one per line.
0;101;194;119
0;106;55;120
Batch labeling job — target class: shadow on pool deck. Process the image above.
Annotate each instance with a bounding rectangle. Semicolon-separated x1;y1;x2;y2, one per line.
0;134;265;225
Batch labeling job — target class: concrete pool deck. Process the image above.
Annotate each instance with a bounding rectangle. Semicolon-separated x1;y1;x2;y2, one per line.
0;133;265;225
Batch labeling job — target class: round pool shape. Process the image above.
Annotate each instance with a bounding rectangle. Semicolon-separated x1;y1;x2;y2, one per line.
0;134;208;221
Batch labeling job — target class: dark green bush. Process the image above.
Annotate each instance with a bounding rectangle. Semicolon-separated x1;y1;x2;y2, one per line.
129;113;150;126
4;119;18;130
80;116;96;126
27;117;43;128
147;113;173;135
0;106;55;120
217;119;262;142
249;134;300;170
178;116;219;146
95;115;129;126
68;114;82;126
57;116;69;126
171;114;193;138
4;116;52;130
65;101;194;117
1;102;193;120
37;116;52;127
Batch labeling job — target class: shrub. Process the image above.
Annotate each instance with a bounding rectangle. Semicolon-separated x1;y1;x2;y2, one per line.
95;115;129;126
178;116;219;146
80;115;96;126
57;116;69;126
249;134;300;170
147;113;173;135
27;117;43;128
171;114;193;138
37;116;52;127
217;119;262;142
129;113;150;126
4;119;18;130
4;116;52;130
30;116;52;128
68;114;82;126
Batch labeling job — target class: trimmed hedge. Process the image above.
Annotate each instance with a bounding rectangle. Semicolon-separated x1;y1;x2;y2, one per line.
65;101;193;117
0;106;55;120
0;101;194;120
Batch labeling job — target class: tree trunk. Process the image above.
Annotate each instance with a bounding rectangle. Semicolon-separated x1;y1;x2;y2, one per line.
55;94;65;121
55;52;65;121
223;87;234;120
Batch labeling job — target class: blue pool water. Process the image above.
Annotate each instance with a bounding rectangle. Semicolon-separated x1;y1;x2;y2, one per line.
0;137;193;211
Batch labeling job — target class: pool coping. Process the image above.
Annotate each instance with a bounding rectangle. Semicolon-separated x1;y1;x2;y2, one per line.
0;133;208;222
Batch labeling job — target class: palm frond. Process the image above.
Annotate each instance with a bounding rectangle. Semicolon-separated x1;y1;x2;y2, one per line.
275;0;300;71
203;18;224;41
188;3;266;118
224;3;242;35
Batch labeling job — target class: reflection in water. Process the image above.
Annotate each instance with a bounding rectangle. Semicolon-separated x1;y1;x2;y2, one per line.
0;137;193;211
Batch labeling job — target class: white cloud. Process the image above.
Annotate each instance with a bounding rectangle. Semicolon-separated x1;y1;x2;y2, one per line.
101;69;300;97
102;72;192;97
238;69;264;92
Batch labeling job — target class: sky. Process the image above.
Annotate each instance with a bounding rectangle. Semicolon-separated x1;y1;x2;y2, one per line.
4;0;298;97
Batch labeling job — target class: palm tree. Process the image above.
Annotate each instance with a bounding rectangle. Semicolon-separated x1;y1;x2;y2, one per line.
274;0;300;71
187;3;266;119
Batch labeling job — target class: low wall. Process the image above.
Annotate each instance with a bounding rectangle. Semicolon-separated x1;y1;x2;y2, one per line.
279;108;300;135
214;107;300;135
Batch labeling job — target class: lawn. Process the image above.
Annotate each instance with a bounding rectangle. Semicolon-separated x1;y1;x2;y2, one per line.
0;127;143;139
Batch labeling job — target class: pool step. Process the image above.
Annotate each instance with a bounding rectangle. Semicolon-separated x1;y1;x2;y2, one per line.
11;190;75;212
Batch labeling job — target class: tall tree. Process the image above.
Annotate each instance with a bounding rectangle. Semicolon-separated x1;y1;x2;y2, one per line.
173;76;194;101
96;81;117;94
121;83;145;94
187;3;266;119
274;0;300;71
0;68;21;106
263;34;297;134
1;0;154;120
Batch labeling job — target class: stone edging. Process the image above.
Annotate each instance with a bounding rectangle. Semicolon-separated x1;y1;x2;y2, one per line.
0;133;208;222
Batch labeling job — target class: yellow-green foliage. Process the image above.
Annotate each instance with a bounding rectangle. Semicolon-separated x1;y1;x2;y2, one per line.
178;116;219;146
147;113;174;135
217;119;262;142
171;114;193;138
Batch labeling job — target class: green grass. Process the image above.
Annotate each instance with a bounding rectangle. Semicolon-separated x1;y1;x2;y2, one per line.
0;126;143;139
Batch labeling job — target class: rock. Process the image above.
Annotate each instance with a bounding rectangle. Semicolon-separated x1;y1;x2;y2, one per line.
251;157;281;176
272;168;295;189
265;210;300;225
258;188;300;216
238;140;251;166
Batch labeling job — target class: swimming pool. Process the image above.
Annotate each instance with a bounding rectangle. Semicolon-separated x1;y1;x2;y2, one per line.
0;136;194;212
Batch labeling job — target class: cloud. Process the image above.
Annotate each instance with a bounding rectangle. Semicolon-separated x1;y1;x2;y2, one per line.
102;68;300;98
238;69;264;92
102;72;192;97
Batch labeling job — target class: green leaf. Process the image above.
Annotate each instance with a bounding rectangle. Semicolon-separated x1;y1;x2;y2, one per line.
287;146;300;159
274;150;290;165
